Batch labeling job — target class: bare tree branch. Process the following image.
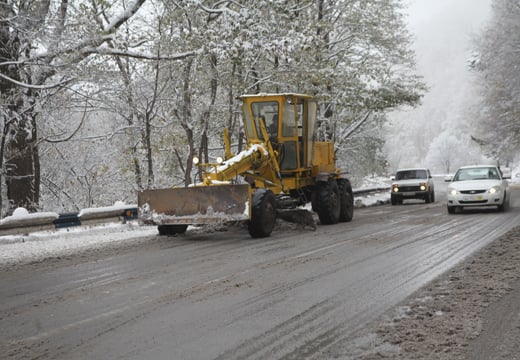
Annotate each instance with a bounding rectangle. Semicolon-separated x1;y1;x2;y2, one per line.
198;1;242;15
0;72;75;89
80;47;201;61
44;100;88;143
104;0;147;32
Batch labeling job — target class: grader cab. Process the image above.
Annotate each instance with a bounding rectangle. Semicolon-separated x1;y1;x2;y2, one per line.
138;93;354;237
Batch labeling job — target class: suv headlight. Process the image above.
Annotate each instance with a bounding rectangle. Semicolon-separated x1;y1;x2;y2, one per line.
420;182;427;191
392;184;399;192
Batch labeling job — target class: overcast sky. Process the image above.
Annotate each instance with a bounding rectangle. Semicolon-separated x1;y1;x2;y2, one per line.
406;0;491;81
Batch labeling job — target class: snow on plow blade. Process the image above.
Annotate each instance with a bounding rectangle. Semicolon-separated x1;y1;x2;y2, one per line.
138;184;251;225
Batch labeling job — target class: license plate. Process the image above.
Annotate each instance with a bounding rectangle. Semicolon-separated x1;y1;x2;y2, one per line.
463;195;484;201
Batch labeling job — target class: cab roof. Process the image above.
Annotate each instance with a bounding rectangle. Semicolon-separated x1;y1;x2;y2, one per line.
239;93;313;100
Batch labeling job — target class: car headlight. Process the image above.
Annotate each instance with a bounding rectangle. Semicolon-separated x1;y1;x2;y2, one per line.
392;184;399;192
488;186;500;194
449;188;459;196
420;182;427;191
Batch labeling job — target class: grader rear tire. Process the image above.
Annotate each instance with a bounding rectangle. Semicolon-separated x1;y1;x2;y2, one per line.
314;180;341;225
248;189;276;238
338;179;354;222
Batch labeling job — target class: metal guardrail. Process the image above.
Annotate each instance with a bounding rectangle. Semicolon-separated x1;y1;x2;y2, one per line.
0;187;389;237
353;186;391;196
0;207;139;236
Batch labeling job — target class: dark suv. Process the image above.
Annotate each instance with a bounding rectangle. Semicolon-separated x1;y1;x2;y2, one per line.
391;168;435;205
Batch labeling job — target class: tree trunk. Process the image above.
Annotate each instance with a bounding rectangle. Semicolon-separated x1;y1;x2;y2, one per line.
5;112;39;213
144;114;154;189
198;53;218;168
1;1;41;214
182;59;194;186
0;122;10;216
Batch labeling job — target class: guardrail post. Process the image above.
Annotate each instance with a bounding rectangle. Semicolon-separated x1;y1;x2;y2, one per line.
122;208;138;223
53;213;81;229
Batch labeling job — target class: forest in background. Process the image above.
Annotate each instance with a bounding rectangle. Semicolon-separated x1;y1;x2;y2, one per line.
385;0;519;175
0;0;517;215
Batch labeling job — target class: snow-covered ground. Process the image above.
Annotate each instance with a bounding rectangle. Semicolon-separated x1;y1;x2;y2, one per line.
0;179;391;269
0;223;158;269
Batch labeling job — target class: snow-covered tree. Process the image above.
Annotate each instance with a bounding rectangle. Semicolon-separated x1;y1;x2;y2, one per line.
0;0;201;214
0;0;148;213
0;0;425;213
470;0;520;163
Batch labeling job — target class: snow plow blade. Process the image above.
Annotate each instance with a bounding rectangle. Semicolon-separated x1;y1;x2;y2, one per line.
138;184;251;225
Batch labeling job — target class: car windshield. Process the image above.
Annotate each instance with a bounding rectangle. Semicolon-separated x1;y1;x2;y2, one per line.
395;169;427;180
453;167;500;181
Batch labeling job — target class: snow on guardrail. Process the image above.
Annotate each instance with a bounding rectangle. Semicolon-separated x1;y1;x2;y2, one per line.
0;202;138;236
0;208;59;234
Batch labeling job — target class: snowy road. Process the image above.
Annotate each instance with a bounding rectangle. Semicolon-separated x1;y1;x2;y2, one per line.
1;183;519;359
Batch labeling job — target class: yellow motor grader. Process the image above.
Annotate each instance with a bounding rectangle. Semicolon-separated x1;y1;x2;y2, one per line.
138;93;354;237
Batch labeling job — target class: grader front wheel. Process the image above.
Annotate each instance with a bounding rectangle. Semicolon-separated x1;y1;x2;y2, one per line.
248;189;276;238
158;225;188;236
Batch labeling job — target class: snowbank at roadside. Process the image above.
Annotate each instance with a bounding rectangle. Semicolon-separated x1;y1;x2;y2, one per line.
0;222;157;269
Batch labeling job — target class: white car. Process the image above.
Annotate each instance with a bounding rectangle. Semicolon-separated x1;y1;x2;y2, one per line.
446;165;510;213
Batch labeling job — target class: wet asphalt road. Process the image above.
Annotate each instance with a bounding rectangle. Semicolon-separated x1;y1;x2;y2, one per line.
1;180;519;359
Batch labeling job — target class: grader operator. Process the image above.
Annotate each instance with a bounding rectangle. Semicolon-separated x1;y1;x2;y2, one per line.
138;93;354;238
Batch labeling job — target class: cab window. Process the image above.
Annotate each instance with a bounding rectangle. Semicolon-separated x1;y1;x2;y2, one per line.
281;100;296;137
251;102;279;140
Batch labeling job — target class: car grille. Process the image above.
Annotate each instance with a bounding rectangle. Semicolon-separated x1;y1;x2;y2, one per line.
397;186;421;192
460;190;486;194
460;200;488;204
